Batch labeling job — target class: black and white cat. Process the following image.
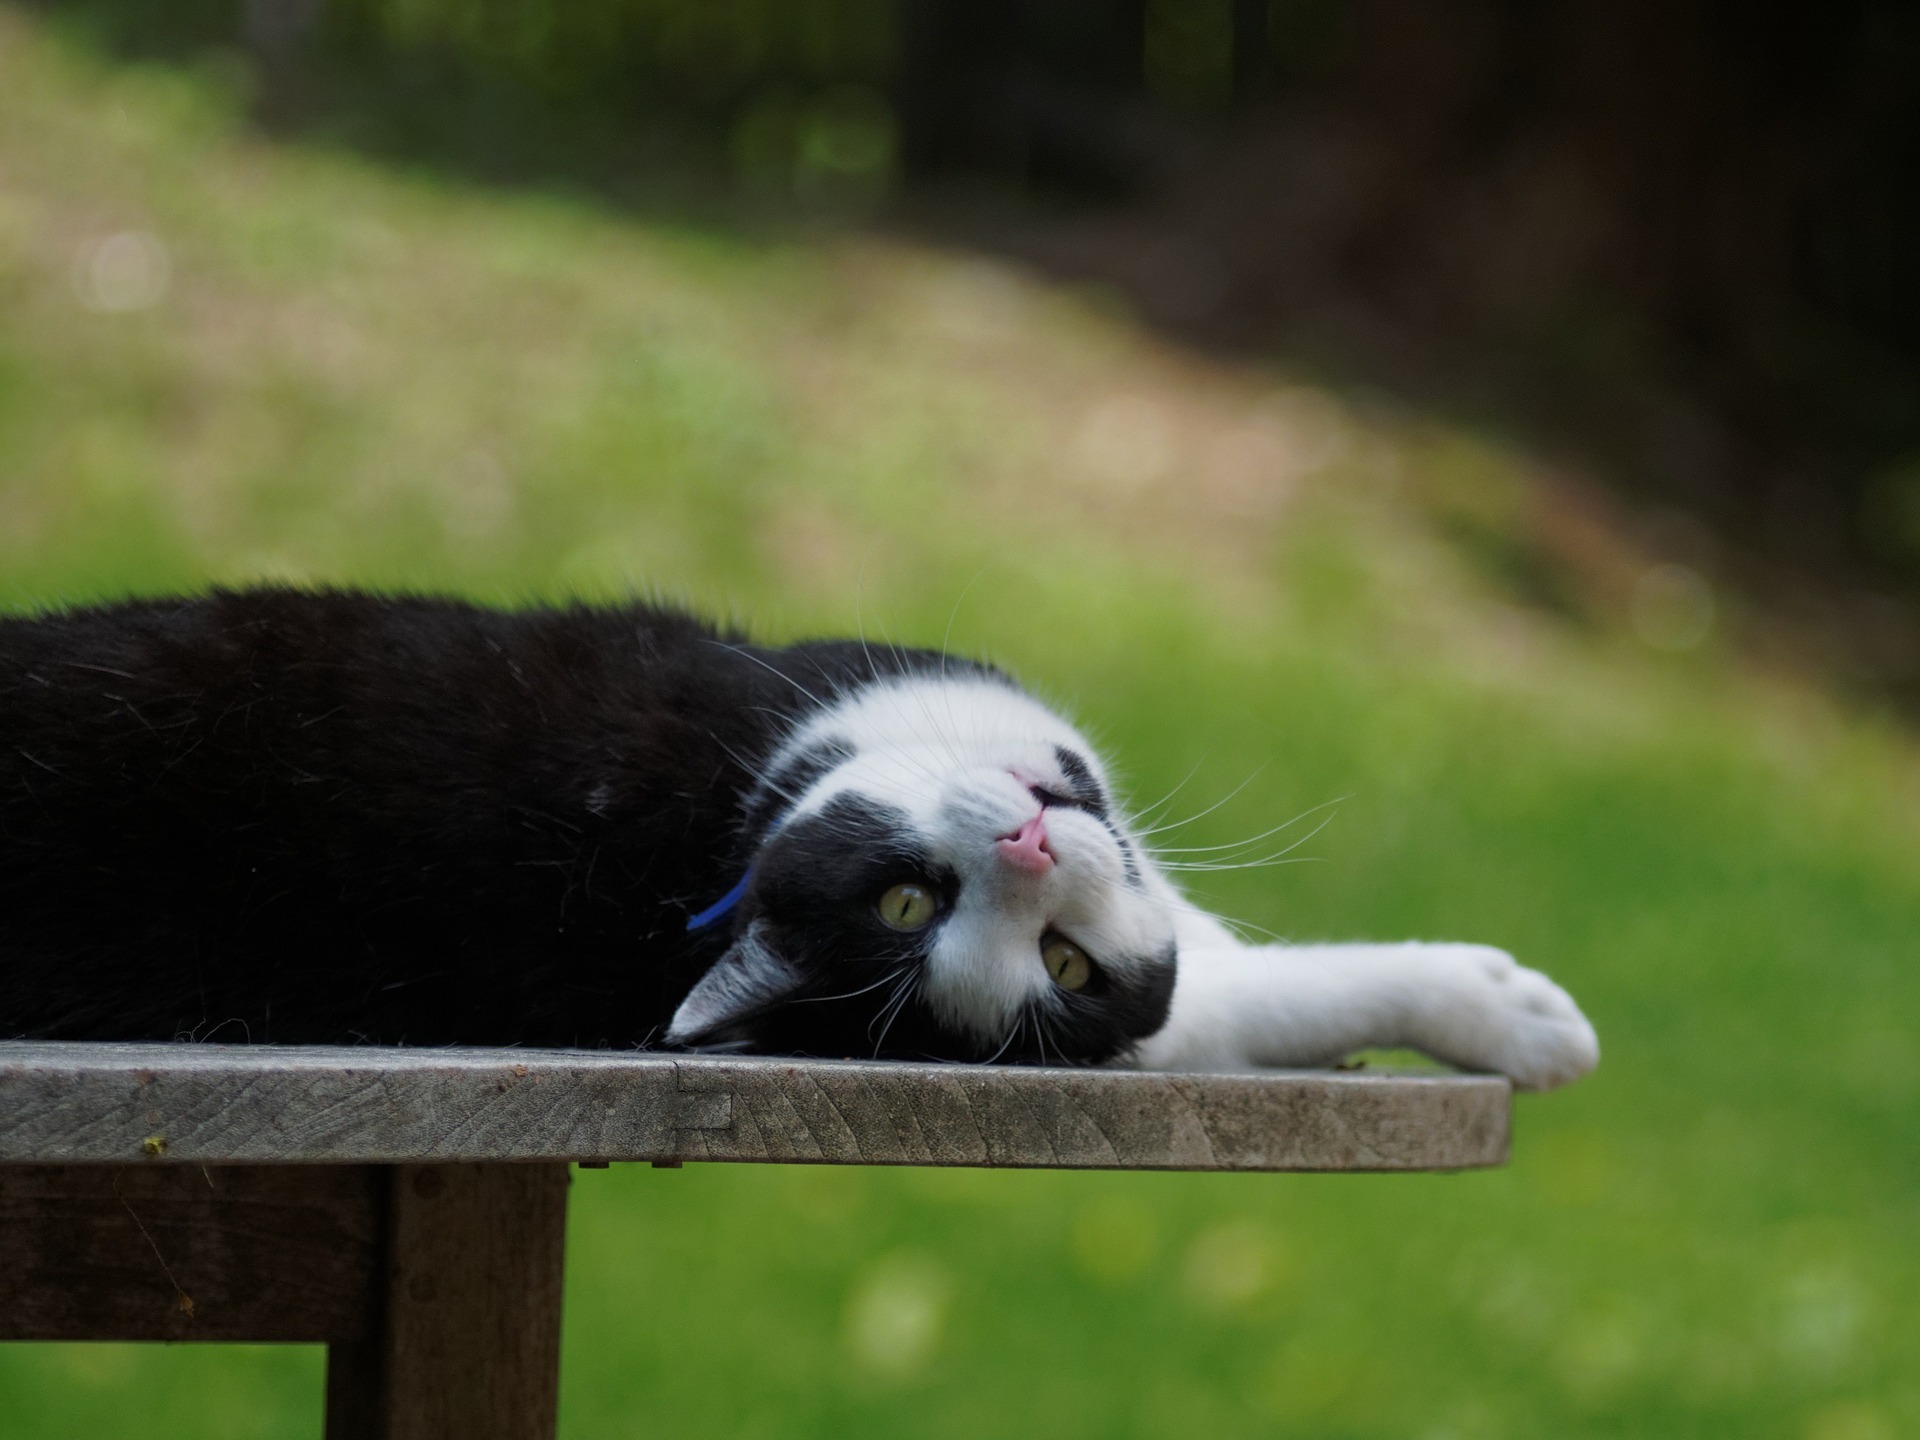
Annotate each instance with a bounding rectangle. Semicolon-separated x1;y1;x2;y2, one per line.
0;590;1597;1088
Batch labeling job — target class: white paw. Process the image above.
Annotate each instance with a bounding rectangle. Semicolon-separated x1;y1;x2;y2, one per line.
1416;945;1600;1091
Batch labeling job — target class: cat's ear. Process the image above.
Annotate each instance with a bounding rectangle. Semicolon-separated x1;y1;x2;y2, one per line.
666;922;804;1047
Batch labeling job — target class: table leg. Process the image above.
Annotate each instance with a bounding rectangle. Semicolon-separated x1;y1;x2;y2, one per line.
325;1163;570;1440
324;1333;386;1440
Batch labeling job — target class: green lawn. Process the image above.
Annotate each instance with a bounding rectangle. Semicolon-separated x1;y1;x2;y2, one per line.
2;10;1917;1437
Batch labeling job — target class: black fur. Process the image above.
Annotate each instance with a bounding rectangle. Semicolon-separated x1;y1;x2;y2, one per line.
0;590;932;1048
1050;745;1107;819
0;588;1166;1063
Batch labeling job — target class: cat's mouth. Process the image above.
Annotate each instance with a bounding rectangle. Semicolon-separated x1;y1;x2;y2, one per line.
1008;766;1100;817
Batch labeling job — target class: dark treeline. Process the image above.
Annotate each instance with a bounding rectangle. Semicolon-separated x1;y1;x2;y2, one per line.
898;1;1920;671
32;0;1920;693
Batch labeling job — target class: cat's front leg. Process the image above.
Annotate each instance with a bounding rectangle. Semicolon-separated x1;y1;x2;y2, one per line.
1130;940;1599;1091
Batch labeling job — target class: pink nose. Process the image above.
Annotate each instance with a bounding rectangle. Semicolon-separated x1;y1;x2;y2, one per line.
996;813;1054;874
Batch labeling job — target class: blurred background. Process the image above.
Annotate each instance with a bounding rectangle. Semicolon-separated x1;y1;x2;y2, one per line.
0;2;1916;1436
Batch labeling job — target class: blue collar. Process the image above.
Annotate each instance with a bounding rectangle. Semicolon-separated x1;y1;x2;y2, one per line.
686;869;753;931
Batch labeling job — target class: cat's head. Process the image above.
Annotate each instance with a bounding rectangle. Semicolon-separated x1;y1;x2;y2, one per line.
666;676;1177;1064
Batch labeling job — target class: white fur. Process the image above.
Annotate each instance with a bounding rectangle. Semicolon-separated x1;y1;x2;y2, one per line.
1134;936;1598;1090
748;675;1600;1089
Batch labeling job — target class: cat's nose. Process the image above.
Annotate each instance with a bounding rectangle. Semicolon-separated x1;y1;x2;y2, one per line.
996;813;1054;874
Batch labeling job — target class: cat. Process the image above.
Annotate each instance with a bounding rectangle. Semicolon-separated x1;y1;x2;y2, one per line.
0;588;1597;1088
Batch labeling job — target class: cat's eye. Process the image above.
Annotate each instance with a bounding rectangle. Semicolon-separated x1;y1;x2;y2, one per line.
877;882;938;932
1041;936;1093;991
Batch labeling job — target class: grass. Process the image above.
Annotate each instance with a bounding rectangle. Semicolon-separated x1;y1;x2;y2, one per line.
3;9;1919;1437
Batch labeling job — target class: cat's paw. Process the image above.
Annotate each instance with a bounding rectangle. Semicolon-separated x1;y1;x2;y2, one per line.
1415;945;1599;1091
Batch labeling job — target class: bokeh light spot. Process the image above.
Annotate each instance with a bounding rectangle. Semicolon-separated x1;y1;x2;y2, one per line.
843;1253;951;1381
1182;1219;1281;1312
73;231;171;312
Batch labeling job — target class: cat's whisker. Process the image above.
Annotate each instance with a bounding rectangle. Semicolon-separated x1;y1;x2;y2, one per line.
854;559;881;689
794;964;913;1006
1156;855;1329;872
1217;916;1289;944
939;571;986;687
700;639;827;710
1125;766;1205;832
982;1012;1025;1065
1033;1008;1055;1068
1152;822;1339;872
1184;809;1341;868
1146;798;1347;856
868;967;920;1057
1130;765;1268;839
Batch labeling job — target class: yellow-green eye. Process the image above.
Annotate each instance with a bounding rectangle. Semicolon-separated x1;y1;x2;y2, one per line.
1042;936;1093;991
877;882;938;932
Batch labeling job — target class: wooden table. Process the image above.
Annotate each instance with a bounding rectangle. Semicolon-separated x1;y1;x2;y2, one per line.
0;1042;1509;1438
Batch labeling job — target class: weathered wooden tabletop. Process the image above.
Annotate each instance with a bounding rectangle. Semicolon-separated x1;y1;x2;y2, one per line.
0;1042;1509;1437
0;1041;1509;1171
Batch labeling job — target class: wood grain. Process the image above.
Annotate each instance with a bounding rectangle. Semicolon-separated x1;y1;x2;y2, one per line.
372;1164;569;1440
0;1042;1508;1171
0;1164;382;1342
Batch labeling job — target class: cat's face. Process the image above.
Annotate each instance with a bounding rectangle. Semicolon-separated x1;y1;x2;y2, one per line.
667;677;1177;1063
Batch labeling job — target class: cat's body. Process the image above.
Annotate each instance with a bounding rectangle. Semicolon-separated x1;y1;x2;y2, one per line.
0;590;1597;1088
